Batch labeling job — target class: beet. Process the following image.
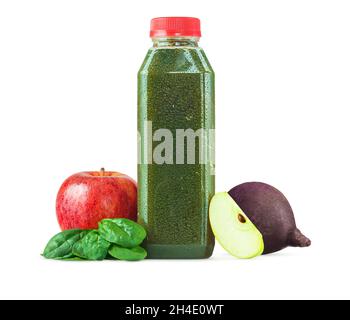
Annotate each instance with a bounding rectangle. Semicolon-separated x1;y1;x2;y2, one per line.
228;182;311;254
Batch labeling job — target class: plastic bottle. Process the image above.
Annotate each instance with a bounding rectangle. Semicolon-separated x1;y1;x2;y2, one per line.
138;17;215;258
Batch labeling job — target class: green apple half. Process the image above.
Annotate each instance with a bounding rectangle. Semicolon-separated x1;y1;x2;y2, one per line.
209;192;264;259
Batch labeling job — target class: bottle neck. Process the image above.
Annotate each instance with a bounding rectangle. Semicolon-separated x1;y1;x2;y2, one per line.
152;37;199;48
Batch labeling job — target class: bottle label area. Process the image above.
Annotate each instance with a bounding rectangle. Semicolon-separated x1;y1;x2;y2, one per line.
138;120;215;175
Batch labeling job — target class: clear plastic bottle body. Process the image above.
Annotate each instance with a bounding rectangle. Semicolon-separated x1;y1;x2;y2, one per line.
138;37;215;258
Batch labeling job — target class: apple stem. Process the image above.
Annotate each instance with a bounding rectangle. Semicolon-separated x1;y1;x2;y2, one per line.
100;168;105;176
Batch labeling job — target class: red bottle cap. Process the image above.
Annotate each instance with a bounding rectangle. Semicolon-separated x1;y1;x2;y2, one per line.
150;17;201;38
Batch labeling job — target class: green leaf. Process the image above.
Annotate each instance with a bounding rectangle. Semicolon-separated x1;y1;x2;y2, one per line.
72;230;110;260
60;257;85;261
98;218;147;248
43;229;90;259
108;245;147;261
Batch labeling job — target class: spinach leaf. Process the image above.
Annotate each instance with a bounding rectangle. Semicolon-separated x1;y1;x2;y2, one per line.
61;257;85;261
108;245;147;261
72;230;110;260
98;218;147;248
43;229;89;260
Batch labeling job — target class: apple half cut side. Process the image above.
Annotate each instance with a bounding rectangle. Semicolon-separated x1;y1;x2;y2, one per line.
209;192;264;259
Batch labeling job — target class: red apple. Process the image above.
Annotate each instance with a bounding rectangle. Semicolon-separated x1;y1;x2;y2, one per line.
56;168;137;230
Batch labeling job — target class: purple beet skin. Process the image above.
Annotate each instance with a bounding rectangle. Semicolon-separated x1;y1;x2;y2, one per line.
228;182;311;254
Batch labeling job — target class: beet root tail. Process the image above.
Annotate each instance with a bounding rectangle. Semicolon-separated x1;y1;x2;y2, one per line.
289;228;311;247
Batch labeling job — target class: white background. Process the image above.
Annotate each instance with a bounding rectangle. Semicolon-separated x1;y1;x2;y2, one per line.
0;0;349;300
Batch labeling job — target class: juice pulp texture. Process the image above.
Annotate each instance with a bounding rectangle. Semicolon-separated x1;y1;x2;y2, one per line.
138;45;215;259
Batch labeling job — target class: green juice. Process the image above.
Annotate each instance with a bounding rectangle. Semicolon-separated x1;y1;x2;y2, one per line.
138;18;215;259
